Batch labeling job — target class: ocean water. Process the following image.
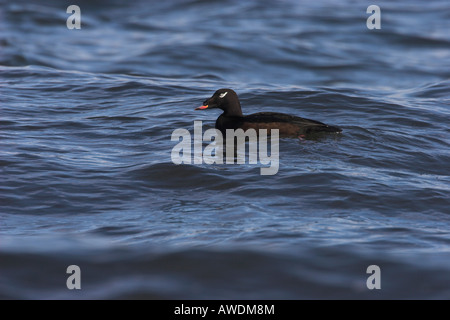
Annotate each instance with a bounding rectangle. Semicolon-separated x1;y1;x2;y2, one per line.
1;0;450;299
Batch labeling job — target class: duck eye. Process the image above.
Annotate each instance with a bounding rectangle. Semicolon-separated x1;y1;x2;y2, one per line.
219;92;228;98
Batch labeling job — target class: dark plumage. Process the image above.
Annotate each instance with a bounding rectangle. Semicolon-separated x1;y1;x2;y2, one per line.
195;89;342;137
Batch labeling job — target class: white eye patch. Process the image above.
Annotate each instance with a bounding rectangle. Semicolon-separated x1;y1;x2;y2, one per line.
219;92;228;98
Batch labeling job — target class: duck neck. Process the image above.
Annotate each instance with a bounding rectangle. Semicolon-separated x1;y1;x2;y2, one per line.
222;100;244;117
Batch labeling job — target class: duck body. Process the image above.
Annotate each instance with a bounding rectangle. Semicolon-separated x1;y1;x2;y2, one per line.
196;89;342;137
216;112;341;136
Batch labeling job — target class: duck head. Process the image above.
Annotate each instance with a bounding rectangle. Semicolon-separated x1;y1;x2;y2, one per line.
195;88;243;117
